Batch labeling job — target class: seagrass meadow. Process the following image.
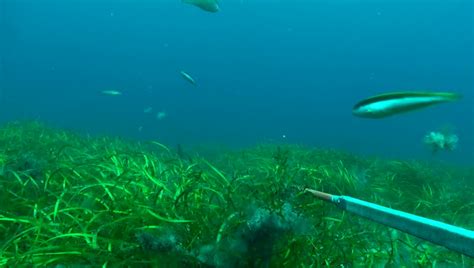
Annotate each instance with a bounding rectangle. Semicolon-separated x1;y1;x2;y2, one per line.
0;121;473;267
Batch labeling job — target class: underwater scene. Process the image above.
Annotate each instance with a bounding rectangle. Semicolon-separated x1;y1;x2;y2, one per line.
0;0;473;267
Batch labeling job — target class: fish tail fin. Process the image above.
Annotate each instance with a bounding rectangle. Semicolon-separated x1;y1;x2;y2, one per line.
439;92;462;101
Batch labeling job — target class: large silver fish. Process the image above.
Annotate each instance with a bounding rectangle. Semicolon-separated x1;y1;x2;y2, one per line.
352;91;461;118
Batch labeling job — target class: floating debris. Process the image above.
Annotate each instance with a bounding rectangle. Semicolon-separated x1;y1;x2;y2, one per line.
182;0;219;12
101;90;122;96
352;91;461;118
156;111;167;120
180;71;197;86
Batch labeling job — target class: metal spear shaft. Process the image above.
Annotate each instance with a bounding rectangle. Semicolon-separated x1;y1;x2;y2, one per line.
305;188;474;258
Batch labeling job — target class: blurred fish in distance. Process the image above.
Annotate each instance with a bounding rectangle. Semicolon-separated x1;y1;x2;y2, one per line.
352;91;461;118
424;131;459;153
156;111;167;120
143;107;153;113
182;0;219;12
101;90;122;96
180;71;197;86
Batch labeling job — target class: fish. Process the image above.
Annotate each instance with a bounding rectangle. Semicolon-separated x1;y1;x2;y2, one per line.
143;107;153;113
156;111;167;120
352;91;461;118
182;0;219;12
424;131;459;153
101;90;122;96
180;71;197;86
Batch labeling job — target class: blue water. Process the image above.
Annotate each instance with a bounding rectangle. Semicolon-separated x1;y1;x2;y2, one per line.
1;0;473;164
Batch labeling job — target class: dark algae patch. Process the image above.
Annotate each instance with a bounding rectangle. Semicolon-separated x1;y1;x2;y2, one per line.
0;122;473;267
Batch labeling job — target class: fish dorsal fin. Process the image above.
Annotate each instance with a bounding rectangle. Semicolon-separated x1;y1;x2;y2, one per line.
182;0;219;12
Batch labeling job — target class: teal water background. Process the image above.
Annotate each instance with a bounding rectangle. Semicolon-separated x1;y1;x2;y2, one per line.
0;0;472;163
